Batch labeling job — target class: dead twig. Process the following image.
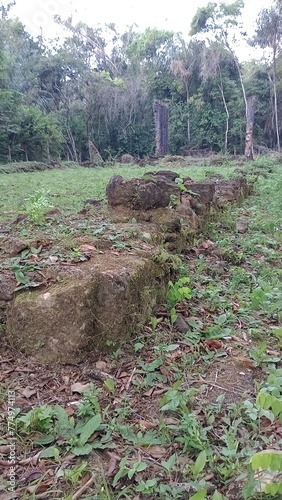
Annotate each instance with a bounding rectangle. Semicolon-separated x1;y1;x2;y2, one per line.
202;381;243;394
126;367;136;390
72;475;94;500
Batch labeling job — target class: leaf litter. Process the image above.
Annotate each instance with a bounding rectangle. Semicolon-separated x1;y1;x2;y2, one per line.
0;166;282;498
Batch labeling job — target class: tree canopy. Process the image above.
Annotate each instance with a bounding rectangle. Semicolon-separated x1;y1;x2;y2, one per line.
0;1;281;163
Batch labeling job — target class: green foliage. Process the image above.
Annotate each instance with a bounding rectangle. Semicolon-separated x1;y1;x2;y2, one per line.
251;451;282;496
251;451;282;472
17;404;53;433
23;189;51;224
0;4;281;161
167;276;192;308
16;403;103;457
112;457;148;487
256;392;282;423
191;450;207;479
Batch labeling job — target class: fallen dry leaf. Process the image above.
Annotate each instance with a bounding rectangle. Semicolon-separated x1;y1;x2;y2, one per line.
95;360;110;371
168;349;183;361
201;240;214;249
235;356;255;369
71;382;91;394
81;473;92;485
62;375;70;385
266;349;280;356
160;365;169;376
163;417;179;425
143;387;155;397
0;445;10;455
23;470;42;485
20;387;37;399
47;255;59;264
107;454;119;477
152;388;167;396
30;254;40;261
138;420;158;429
80;244;97;254
27;482;51;494
236;220;248;233
66;407;75;416
204;339;222;350
233;301;240;312
143;445;167;458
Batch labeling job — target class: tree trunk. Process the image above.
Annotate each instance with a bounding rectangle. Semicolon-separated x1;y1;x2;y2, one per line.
66;126;78;163
245;95;255;160
7;144;12;162
185;81;191;145
46;141;50;161
153;100;169;157
218;75;229;154
273;45;280;152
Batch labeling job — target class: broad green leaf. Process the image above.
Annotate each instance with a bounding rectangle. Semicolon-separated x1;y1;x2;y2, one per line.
257;392;282;422
212;491;224;500
165;344;180;352
71;444;93;456
251;451;282;471
79;414;102;445
40;446;60;459
113;456;129;487
21;249;30;258
161;453;177;471
127;462;148;479
54;405;69;427
170;307;177;324
34;435;55;445
271;452;282;471
193;450;207;476
187;318;203;329
265;482;282;495
54;405;73;438
216;314;227;325
190;489;207;500
134;342;145;351
14;270;29;284
104;378;116;394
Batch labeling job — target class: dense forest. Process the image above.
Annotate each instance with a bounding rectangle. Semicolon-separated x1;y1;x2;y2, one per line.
0;0;282;163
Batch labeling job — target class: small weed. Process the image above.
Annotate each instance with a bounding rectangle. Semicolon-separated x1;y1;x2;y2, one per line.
24;189;51;224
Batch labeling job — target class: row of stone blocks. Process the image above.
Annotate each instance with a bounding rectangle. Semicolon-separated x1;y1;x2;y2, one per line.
3;171;251;364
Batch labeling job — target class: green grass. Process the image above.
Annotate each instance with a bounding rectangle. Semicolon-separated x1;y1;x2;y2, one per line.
0;161;239;218
1;157;282;499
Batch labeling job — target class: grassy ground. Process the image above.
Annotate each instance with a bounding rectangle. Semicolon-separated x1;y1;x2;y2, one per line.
0;157;281;499
0;160;239;218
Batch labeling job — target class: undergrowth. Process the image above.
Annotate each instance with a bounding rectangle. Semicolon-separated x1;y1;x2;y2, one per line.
0;157;281;499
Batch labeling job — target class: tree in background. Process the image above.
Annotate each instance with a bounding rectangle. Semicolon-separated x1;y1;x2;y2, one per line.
190;1;255;156
0;1;281;162
253;0;282;151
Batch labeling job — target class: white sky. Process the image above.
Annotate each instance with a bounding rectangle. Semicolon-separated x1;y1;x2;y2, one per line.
12;0;272;60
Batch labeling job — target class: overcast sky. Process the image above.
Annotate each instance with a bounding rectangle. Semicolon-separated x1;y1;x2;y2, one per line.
12;0;272;59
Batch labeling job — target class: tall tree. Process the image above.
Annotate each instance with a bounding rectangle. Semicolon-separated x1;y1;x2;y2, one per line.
253;1;282;151
170;39;203;146
190;1;253;156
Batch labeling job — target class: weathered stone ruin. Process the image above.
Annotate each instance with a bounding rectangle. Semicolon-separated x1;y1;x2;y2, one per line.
1;171;251;364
